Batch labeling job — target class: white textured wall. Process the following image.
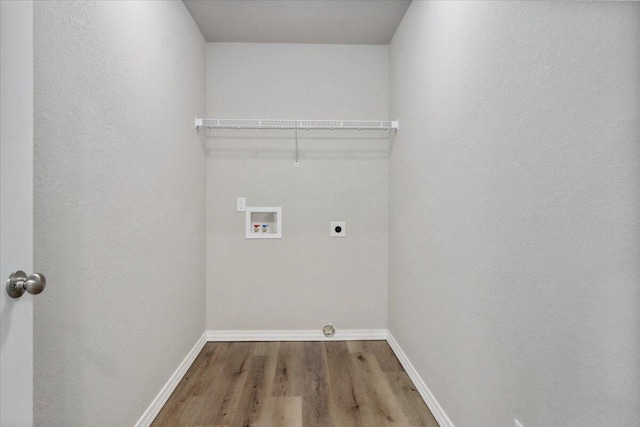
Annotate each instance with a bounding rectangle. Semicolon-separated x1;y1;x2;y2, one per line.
206;43;389;330
33;2;206;425
389;2;640;426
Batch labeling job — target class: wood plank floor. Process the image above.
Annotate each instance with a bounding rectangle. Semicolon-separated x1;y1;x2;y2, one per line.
152;341;438;427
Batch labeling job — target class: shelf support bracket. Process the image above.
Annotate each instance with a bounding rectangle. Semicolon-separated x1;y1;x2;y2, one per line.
294;127;299;167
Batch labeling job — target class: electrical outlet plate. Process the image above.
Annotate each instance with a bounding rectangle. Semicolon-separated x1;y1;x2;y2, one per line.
237;197;246;212
330;221;346;237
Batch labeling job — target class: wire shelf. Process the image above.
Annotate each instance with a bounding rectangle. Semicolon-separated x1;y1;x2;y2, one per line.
195;118;399;131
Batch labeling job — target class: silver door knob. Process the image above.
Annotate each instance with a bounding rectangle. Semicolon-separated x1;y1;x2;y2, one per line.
6;271;46;298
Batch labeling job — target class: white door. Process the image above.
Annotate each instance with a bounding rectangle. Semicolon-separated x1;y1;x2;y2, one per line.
0;1;35;425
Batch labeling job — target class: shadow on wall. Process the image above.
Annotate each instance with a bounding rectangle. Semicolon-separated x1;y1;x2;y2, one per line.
204;128;393;161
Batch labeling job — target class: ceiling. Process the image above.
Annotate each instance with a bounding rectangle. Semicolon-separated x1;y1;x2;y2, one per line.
182;0;412;44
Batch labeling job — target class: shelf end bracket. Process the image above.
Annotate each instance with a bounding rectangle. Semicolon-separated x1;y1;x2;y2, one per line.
294;127;299;167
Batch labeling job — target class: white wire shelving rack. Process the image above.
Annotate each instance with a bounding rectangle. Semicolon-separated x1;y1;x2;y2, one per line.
194;118;399;131
194;117;399;167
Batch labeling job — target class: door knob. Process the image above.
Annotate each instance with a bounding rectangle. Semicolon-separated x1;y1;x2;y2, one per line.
5;271;46;298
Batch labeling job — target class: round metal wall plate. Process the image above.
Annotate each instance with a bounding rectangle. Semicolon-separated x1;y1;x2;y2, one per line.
322;324;335;337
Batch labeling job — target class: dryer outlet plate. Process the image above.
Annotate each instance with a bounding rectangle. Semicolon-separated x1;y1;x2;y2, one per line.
331;221;346;237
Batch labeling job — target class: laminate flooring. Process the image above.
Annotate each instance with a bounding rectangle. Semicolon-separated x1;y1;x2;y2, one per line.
152;341;439;427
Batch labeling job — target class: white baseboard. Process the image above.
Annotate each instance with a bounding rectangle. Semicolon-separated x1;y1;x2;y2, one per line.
386;331;454;427
206;329;388;342
135;331;207;427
